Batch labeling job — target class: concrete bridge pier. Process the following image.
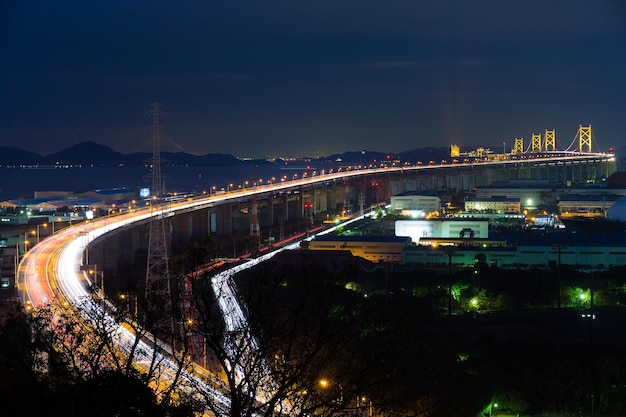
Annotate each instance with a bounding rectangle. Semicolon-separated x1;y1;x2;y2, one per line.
214;203;233;235
86;222;149;290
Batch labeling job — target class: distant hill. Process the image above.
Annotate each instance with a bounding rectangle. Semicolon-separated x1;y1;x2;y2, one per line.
0;146;43;165
0;141;247;167
313;148;452;165
43;141;127;166
0;141;455;168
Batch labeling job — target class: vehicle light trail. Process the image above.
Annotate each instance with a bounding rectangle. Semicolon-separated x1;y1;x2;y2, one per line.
17;178;368;415
16;153;609;413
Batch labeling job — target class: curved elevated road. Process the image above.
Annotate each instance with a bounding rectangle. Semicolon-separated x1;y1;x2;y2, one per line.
16;152;613;412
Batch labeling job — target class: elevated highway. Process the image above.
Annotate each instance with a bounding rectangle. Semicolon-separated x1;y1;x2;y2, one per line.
15;151;615;413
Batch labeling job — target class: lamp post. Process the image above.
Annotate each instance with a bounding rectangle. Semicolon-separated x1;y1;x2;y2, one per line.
319;379;343;403
35;223;48;244
119;293;138;318
23;232;30;253
489;402;498;417
356;396;373;417
84;265;105;298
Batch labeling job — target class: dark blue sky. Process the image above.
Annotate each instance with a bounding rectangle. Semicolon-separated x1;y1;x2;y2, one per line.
1;1;625;159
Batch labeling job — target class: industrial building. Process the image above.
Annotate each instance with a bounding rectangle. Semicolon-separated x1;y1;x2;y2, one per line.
395;219;489;243
389;192;441;218
306;235;412;263
402;231;626;269
464;197;521;214
558;194;622;218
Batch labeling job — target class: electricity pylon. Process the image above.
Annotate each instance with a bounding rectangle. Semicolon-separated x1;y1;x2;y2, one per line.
144;103;174;340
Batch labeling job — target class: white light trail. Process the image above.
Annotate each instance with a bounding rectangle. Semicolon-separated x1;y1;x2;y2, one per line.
17;153;608;414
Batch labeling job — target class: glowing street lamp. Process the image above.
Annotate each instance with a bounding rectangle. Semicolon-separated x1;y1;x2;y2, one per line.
489;402;498;417
35;223;48;244
23;232;30;253
318;378;343;402
86;266;105;296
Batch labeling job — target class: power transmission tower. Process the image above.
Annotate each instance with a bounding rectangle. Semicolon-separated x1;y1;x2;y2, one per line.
358;191;365;215
144;103;174;340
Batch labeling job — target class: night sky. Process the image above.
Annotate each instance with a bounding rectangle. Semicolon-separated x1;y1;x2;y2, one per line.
1;1;625;159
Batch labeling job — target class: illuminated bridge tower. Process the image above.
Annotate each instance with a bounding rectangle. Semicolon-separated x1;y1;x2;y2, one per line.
512;138;524;155
531;133;542;152
544;129;556;151
144;103;174;340
579;125;592;152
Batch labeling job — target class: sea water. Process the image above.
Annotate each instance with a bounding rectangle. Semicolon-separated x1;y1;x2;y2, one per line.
0;164;322;201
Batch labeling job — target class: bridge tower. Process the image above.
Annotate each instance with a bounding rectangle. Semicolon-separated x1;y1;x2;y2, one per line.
579;125;592;152
512;138;524;154
144;103;174;340
544;129;556;151
531;133;542;152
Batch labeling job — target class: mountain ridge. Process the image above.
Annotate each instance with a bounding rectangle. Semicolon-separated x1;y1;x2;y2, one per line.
0;141;456;167
4;141;616;168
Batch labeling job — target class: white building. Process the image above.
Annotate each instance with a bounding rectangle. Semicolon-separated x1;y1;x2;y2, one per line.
464;197;521;214
395;219;489;244
390;192;440;218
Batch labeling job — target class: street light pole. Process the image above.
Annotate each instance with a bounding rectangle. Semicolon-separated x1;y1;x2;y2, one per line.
35;223;47;244
319;379;344;403
83;264;105;300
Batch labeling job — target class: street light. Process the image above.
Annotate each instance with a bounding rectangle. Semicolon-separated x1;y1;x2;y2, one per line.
319;378;343;402
356;396;373;417
119;293;138;318
51;217;60;235
489;402;498;417
23;232;30;253
35;223;48;244
83;265;105;298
